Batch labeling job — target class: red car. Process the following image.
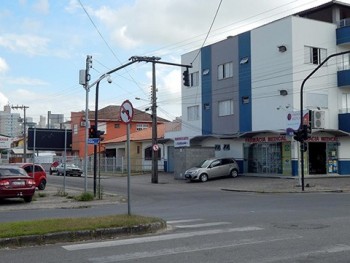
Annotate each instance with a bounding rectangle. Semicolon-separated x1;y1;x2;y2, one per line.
0;165;36;202
11;163;47;190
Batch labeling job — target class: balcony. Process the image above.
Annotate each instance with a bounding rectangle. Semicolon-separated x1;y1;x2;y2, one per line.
337;69;350;87
337;19;350;46
339;112;350;132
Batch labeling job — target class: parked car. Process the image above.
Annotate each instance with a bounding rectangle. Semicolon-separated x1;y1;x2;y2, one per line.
11;163;47;190
56;163;83;177
184;158;239;182
49;161;60;175
0;165;36;202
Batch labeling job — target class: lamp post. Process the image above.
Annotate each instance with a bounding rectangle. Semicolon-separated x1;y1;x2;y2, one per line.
12;105;29;162
299;50;350;191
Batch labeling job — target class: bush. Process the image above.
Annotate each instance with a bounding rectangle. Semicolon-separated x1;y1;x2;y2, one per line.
74;192;94;201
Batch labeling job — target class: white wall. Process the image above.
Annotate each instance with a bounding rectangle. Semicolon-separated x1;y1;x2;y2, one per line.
251;17;294;131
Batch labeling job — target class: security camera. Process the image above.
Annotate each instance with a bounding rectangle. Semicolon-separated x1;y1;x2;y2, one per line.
106;75;112;83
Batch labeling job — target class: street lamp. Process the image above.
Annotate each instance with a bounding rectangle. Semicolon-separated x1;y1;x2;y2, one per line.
12;105;29;162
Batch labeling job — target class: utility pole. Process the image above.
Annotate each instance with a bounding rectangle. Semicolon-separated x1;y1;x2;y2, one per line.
11;105;29;162
129;56;192;184
79;55;92;193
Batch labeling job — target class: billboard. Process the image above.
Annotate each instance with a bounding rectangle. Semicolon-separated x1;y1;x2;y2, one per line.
0;136;12;149
28;128;72;151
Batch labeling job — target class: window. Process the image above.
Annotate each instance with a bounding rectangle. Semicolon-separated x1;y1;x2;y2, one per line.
136;123;149;131
223;144;230;151
190;71;199;87
219;99;234;116
73;124;78;135
187;105;199;121
218;62;233;80
342;93;350;113
144;146;161;160
215;144;221;151
304;46;327;65
114;124;120;128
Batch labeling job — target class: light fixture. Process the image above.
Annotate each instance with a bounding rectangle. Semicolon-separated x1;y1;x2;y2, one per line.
202;69;210;75
278;45;287;52
279;90;288;96
240;57;249;64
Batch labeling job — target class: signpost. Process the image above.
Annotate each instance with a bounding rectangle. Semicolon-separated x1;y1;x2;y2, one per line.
120;100;134;215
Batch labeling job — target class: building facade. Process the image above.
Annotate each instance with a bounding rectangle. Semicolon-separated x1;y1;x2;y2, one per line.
174;1;350;176
0;105;21;138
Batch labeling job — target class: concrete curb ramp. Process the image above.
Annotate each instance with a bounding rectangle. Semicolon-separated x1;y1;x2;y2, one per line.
0;221;166;248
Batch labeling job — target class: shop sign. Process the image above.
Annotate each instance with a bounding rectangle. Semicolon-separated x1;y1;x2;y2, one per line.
245;136;287;143
0;136;11;149
174;136;190;147
307;136;338;142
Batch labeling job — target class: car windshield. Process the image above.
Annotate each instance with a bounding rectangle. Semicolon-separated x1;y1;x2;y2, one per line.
197;159;213;168
0;168;27;177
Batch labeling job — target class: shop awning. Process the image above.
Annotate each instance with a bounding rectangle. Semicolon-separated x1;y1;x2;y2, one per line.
239;130;286;138
313;129;350;137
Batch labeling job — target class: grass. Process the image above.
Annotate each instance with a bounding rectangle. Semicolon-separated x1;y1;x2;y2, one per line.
0;215;164;238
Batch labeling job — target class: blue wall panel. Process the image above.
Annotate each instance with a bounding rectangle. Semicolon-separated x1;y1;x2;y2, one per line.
238;32;252;132
291;160;298;176
201;46;212;135
338;161;350;175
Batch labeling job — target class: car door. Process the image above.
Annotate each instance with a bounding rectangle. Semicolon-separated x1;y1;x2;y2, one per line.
208;159;224;178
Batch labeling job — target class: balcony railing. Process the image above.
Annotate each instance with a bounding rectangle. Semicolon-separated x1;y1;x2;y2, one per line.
338;18;350;28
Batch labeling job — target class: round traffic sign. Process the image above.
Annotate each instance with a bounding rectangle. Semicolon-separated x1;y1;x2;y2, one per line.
152;144;159;151
120;100;134;124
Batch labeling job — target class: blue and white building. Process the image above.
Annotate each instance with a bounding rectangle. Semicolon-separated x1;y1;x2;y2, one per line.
168;0;350;176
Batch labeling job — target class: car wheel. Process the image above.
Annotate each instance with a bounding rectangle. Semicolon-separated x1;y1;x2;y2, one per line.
23;196;33;203
38;179;46;190
200;174;208;182
230;169;238;178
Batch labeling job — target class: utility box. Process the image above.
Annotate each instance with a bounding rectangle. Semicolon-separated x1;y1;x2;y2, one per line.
174;147;215;180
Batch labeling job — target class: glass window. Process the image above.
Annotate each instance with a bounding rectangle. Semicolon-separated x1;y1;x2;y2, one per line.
223;144;230;151
219;99;234;116
218;62;233;80
144;146;161;160
304;46;327;65
190;71;199;87
136;123;149;131
215;144;221;151
187;105;199;121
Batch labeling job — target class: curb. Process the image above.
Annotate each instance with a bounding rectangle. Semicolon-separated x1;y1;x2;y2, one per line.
0;221;167;248
221;188;345;193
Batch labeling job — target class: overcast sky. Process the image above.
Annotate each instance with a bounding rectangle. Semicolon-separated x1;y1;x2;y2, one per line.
0;0;343;123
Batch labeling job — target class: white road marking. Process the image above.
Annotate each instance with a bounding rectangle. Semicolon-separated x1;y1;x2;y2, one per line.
174;222;231;228
63;226;263;251
87;235;303;263
261;244;350;262
166;219;203;224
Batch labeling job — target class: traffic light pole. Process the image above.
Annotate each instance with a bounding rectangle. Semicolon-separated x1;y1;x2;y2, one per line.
299;50;350;191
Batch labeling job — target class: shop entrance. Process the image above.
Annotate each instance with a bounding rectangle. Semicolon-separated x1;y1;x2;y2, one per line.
308;143;327;174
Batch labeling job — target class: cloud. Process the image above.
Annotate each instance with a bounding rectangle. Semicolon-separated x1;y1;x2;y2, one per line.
0;34;50;56
0;57;9;73
32;0;49;15
0;91;9;107
7;77;48;86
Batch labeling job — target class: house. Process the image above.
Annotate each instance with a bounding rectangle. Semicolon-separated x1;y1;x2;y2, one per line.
71;105;169;158
172;0;350;176
102;123;169;172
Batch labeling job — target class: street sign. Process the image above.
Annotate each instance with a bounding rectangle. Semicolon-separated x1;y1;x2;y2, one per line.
120;100;134;124
88;138;100;145
153;144;159;151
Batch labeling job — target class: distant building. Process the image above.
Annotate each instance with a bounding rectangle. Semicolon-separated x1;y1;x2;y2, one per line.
0;105;21;137
47;111;64;129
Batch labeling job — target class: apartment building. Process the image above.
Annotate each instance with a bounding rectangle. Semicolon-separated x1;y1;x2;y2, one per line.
173;1;350;176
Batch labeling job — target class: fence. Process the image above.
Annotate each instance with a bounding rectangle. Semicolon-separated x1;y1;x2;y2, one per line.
0;154;165;175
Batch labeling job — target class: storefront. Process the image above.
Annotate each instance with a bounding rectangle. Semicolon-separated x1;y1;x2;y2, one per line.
242;132;341;176
243;134;291;175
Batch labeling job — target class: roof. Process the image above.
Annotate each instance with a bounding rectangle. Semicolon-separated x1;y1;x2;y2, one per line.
85;105;169;123
102;123;166;144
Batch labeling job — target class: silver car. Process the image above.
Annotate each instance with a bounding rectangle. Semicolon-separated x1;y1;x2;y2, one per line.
184;158;239;182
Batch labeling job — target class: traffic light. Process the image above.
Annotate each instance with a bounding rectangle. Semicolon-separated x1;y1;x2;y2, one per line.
302;124;311;141
183;69;190;87
293;129;303;142
96;130;105;138
301;142;308;152
89;125;96;138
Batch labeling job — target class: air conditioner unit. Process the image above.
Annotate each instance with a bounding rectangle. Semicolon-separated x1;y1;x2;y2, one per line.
311;110;325;129
80;121;86;127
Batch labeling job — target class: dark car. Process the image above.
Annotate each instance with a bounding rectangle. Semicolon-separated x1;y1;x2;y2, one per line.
11;163;47;190
0;165;36;202
184;157;239;182
56;163;83;177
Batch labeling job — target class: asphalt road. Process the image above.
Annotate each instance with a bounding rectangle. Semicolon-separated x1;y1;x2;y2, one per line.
1;174;350;262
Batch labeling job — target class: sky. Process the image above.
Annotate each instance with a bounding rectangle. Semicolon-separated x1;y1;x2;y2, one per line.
0;0;343;123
